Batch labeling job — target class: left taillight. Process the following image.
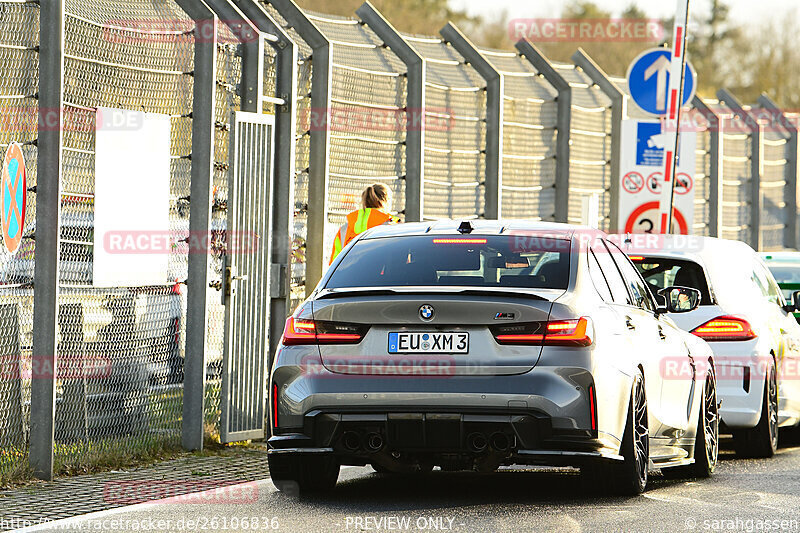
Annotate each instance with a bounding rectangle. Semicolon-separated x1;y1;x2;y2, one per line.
281;317;368;346
492;317;593;347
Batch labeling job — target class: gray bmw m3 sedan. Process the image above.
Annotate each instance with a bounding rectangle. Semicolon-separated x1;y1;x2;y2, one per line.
268;221;719;495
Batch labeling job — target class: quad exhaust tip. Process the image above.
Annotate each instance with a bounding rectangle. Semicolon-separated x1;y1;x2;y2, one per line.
490;432;510;452
366;433;384;452
467;432;488;453
342;431;361;452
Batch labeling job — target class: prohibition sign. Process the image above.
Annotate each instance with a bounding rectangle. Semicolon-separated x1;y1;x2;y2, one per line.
622;172;645;194
1;142;27;254
675;172;693;195
624;201;688;235
646;172;662;194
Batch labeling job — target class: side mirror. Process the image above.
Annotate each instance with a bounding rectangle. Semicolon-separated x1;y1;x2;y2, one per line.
657;286;701;313
784;290;800;313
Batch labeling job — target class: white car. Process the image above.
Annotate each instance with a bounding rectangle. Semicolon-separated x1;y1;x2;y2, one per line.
624;235;800;458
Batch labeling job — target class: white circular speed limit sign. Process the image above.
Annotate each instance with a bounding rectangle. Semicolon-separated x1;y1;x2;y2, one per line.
624;202;688;235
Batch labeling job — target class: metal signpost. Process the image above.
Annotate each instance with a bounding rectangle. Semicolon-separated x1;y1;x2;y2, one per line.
658;0;690;233
626;0;693;234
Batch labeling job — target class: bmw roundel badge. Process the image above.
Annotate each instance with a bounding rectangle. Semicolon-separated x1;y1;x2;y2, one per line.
419;304;435;321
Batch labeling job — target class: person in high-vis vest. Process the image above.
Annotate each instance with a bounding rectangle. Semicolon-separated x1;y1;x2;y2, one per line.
329;183;400;264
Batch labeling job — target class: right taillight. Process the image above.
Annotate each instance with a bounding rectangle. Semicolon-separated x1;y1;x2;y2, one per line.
691;315;757;341
493;317;593;347
272;383;278;428
281;317;368;346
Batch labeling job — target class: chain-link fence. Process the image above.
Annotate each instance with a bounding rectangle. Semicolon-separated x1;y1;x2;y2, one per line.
407;32;486;221
761;120;789;250
484;48;557;221
3;0;800;482
0;0;38;481
692;110;713;236
558;62;613;228
43;0;195;472
261;2;311;310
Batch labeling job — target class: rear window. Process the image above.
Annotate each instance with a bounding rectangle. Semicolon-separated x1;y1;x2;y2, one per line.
632;257;713;305
326;235;570;290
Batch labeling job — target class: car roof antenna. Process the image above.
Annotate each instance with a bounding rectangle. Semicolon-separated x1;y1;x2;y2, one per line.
457;221;474;234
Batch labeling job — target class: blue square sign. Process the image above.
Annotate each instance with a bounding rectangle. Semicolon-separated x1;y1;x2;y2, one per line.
636;122;663;167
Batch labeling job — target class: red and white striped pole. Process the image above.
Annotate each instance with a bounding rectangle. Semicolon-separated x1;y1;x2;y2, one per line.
657;0;691;233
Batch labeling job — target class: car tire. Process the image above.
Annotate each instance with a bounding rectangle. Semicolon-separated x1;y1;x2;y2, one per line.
582;371;648;496
733;363;778;459
268;454;340;494
664;368;719;479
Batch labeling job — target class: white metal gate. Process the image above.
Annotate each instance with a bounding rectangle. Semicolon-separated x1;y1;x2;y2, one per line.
220;112;275;443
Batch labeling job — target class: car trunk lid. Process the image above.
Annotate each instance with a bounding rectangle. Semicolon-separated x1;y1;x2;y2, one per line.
311;288;559;376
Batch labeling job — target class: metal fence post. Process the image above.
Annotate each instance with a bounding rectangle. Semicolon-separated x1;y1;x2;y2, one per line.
231;0;298;363
30;0;64;481
357;1;424;223
269;0;330;296
205;0;262;113
758;94;799;250
440;23;502;219
693;96;724;238
718;89;762;250
174;0;218;451
516;40;571;223
571;48;625;232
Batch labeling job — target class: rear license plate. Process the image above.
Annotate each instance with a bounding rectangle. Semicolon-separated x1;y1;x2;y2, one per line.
388;332;469;354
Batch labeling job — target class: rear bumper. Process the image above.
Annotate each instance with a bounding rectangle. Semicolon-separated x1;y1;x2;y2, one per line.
710;345;768;429
270;344;633;463
268;409;622;468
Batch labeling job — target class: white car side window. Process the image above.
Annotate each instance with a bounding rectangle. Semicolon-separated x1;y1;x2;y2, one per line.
588;250;613;302
753;262;783;306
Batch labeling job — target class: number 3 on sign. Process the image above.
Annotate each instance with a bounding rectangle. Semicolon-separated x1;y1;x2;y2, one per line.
625;202;688;235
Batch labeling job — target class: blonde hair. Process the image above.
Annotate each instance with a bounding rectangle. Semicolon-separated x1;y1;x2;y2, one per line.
361;183;392;211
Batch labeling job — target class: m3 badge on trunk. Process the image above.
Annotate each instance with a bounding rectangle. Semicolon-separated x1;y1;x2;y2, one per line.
419;304;435;321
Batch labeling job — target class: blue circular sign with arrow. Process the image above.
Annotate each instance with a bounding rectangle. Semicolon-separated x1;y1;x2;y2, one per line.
626;48;696;116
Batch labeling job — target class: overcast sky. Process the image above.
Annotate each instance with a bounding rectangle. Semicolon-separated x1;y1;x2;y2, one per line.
450;0;798;24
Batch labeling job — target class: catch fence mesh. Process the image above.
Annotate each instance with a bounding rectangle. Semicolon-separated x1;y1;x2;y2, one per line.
403;32;486;221
261;2;312;310
714;101;753;243
50;0;193;469
760;120;790;250
480;47;558;221
558;63;612;229
0;0;38;481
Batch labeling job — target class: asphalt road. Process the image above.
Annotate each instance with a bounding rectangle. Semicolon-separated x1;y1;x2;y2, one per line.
20;434;800;533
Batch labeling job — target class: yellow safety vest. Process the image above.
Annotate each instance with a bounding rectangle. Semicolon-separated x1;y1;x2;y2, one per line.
329;208;398;264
